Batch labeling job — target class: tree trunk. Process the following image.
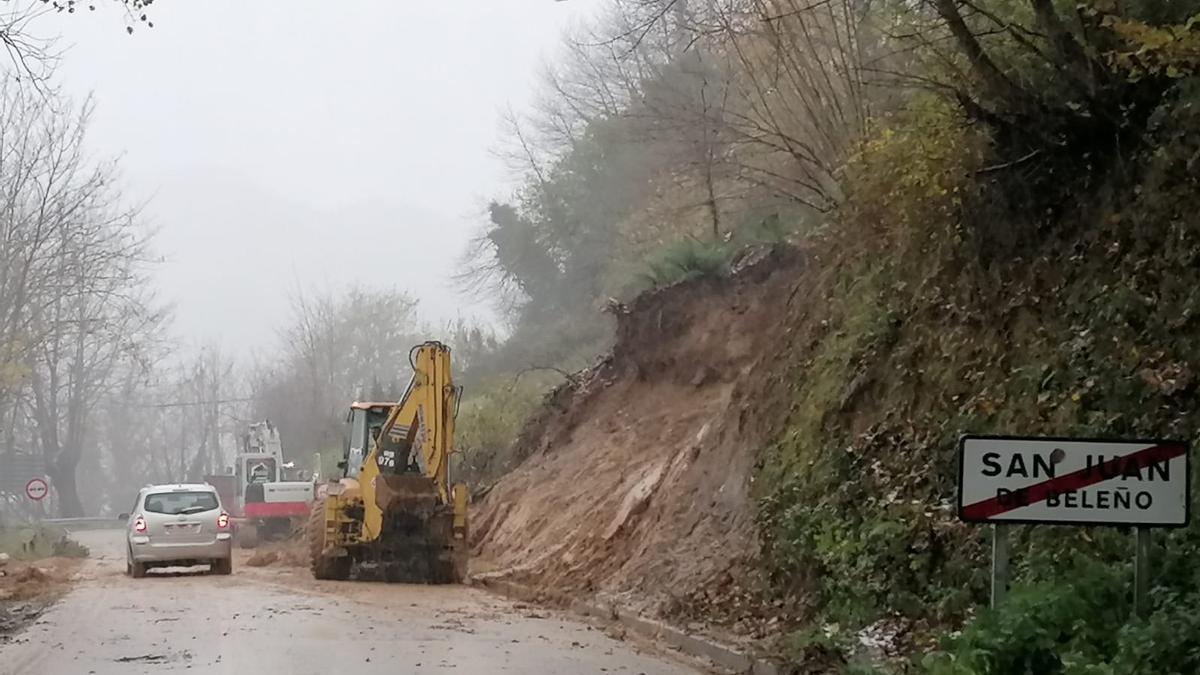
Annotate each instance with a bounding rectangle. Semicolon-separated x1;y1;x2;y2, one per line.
49;460;84;517
932;0;1028;106
704;157;722;240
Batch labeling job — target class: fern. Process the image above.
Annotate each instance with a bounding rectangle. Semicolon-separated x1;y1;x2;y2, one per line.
639;237;731;287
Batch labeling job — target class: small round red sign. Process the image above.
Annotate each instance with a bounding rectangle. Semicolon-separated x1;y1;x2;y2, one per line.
25;477;48;501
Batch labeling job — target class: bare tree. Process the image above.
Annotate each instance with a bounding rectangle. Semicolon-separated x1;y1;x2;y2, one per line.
0;75;160;516
678;0;870;211
500;0;873;235
0;0;157;87
250;286;425;461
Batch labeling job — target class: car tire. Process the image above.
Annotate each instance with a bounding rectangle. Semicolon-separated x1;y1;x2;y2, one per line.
211;556;233;576
130;560;147;579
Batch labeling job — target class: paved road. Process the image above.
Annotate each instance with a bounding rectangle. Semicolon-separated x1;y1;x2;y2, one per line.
0;530;703;675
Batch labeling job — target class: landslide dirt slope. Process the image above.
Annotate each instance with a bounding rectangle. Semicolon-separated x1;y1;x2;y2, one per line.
471;247;811;617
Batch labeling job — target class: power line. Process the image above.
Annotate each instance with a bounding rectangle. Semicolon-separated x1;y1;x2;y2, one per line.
138;393;255;410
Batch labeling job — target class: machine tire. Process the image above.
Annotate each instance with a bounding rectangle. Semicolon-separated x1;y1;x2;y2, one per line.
211;556;233;576
451;544;469;584
308;494;350;581
306;495;326;565
451;510;469;584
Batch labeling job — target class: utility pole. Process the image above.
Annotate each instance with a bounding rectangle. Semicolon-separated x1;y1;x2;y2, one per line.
208;366;221;476
178;421;186;483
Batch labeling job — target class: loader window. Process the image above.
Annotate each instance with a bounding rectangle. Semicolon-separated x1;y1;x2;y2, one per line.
346;408;368;478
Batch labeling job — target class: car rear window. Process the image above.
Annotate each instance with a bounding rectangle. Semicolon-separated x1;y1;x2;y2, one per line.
143;491;219;515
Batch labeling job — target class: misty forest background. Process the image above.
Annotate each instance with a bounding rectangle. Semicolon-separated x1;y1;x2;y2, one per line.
0;0;854;518
0;0;1195;514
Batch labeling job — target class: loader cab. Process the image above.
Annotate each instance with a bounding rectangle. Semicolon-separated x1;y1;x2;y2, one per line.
343;403;393;479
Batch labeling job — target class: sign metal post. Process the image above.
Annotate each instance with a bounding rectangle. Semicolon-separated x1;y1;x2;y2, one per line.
991;523;1009;609
1134;526;1151;616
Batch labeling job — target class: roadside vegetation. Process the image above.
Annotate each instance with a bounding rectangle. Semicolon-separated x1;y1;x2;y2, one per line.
0;524;88;561
456;1;1200;672
750;4;1200;673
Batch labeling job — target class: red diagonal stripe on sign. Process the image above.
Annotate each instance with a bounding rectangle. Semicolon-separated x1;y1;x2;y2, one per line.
961;444;1187;520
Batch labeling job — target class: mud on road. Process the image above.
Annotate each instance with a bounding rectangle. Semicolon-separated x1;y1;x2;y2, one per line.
0;557;81;643
0;529;705;675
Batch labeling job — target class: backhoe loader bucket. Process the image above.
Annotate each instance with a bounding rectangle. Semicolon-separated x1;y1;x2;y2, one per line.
368;474;466;583
375;473;439;513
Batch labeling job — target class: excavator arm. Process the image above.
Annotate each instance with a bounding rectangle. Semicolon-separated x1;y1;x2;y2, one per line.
371;342;458;500
357;342;463;539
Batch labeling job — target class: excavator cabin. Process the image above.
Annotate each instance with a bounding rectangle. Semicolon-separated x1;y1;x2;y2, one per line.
341;402;393;479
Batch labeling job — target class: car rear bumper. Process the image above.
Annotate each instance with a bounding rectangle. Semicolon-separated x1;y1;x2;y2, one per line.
129;535;232;563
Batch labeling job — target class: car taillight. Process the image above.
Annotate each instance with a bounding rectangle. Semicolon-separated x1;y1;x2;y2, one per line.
133;516;147;533
217;512;230;529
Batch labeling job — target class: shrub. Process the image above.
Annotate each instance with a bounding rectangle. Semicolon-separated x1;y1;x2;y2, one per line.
639;237;731;288
51;535;89;559
0;524;88;560
454;375;549;487
914;555;1200;675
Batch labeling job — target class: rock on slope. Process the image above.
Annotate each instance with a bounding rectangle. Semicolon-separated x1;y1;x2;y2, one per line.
471;247;810;617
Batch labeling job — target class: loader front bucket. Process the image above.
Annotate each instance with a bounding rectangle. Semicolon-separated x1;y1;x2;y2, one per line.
374;472;440;515
368;473;465;583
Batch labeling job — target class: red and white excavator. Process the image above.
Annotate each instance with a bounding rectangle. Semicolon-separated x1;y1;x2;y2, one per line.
206;421;314;548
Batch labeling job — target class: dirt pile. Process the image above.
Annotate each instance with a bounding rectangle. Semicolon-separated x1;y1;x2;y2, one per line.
0;557;81;639
243;537;309;568
0;557;80;601
245;550;280;567
471;247;813;624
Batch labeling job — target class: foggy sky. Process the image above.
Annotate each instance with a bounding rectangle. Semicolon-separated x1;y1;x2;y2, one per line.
41;0;599;355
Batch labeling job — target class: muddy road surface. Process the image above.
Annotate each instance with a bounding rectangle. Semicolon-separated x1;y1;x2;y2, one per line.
0;529;703;675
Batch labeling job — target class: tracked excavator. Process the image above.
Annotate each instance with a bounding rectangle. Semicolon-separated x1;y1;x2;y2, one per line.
205;421;315;548
306;341;469;583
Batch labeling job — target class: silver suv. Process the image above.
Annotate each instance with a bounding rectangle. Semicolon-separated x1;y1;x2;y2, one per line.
120;483;234;577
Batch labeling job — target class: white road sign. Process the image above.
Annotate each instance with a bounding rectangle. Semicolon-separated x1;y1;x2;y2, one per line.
24;477;48;501
958;435;1189;527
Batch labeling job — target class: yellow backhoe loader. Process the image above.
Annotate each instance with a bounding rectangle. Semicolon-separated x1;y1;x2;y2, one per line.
306;341;468;583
